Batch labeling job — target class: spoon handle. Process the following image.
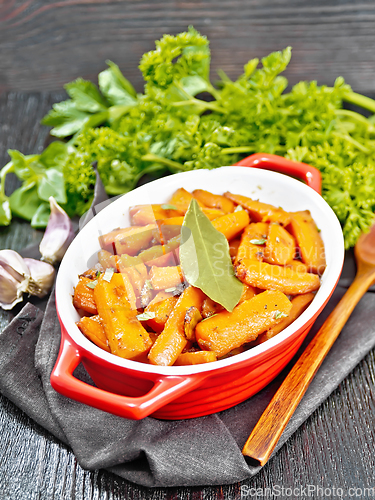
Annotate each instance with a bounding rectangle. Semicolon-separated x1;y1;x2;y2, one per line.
242;270;375;465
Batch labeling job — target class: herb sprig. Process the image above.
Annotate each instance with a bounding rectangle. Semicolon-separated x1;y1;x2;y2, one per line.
1;26;375;248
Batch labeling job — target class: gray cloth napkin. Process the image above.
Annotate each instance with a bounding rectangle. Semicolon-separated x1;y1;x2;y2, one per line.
0;254;374;488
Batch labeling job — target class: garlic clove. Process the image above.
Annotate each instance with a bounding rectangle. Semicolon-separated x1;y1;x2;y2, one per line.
0;264;25;310
39;197;75;265
0;249;30;291
23;258;55;298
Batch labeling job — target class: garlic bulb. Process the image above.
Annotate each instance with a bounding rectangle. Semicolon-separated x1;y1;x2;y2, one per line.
23;258;55;298
0;249;30;291
0;251;55;310
0;265;24;310
39;197;75;265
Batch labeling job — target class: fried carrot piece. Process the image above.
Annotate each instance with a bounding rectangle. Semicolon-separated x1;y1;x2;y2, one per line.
138;235;180;267
235;222;269;264
264;223;296;266
256;292;315;344
212;210;250;240
193;189;235;213
148;286;205;366
229;237;241;260
201;297;225;318
93;274;152;360
235;259;321;295
144;292;178;333
238;284;257;303
167;188;205;211
286;259;309;273
114;224;158;256
77;315;110;353
175;351;217;365
196;290;292;357
288;210;326;275
73;277;98;315
117;255;148;297
129;204;185;225
224;192;291;226
149;265;185;290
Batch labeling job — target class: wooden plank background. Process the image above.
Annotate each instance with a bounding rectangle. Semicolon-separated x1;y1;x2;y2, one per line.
1;0;375;94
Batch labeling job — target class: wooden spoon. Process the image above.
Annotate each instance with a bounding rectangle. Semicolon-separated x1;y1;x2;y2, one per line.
242;222;375;465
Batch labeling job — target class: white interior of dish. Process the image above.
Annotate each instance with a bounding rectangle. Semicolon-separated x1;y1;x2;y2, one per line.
56;166;345;375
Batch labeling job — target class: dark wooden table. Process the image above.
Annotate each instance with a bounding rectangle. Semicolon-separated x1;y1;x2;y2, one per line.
1;2;375;498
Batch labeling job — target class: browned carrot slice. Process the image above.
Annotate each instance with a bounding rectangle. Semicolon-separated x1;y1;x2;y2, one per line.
201;297;225;318
167;188;205;211
138;235;180;267
229;237;241;260
148;286;205;366
193;189;235;213
256;292;315;343
144;292;178;333
114;224;158;256
129;204;185;225
98;249;119;270
235;222;269;264
212;210;250;240
93;274;152;360
224;192;291;226
238;284;257;303
73;277;98;315
175;351;217;365
117;255;148;298
195;290;292;357
288;210;326;275
77;315;110;352
235;258;321;295
286;259;310;273
264;223;296;266
149;265;185;290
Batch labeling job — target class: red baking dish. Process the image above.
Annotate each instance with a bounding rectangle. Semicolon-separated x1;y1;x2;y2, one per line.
51;154;344;420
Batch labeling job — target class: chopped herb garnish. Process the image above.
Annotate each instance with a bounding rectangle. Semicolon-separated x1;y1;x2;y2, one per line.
136;311;156;321
86;280;98;289
250;239;267;245
103;267;115;282
274;310;288;320
144;279;153;290
161;204;179;211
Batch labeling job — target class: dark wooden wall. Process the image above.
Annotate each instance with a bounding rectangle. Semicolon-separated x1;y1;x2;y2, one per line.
2;0;375;94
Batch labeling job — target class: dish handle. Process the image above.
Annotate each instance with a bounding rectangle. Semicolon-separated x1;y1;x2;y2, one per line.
234;153;321;194
50;332;205;420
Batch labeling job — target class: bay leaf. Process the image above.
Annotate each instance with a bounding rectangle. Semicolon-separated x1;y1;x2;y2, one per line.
180;199;243;312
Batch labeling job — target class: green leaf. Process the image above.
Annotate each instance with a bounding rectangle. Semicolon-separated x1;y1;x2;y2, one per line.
65;78;109;113
136;311;156;321
98;61;137;106
86;280;98;289
37;142;69;170
0;193;11;226
249;239;266;245
180;76;211;96
161;204;178;210
42;100;92;138
30;202;50;228
180;199;243;312
37;168;67;204
8;150;39;181
102;267;115;282
9;182;41;221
